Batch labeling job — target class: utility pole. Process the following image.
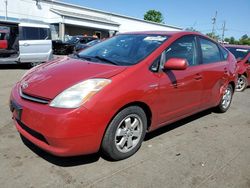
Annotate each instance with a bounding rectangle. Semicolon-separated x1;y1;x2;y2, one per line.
222;21;226;42
4;0;8;20
212;11;217;35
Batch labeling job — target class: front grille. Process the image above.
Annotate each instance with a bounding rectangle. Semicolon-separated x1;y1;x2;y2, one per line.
20;90;50;104
16;119;49;145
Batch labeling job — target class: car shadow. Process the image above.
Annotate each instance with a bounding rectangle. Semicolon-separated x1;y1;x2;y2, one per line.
20;135;101;167
145;108;213;141
0;64;30;69
20;108;214;166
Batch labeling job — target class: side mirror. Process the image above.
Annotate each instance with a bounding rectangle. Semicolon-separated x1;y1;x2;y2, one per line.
247;57;250;64
163;58;188;70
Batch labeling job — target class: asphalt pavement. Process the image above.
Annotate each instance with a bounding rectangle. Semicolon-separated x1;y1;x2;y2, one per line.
0;65;249;188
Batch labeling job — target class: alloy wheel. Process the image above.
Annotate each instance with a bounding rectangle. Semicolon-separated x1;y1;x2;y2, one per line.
221;86;233;109
236;76;246;91
115;114;143;153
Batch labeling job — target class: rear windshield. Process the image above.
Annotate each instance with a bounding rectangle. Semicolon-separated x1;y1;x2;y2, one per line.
226;47;250;60
78;34;168;66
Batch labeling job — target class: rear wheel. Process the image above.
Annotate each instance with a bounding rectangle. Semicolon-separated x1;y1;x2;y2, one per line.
236;75;248;92
101;106;147;161
215;84;233;113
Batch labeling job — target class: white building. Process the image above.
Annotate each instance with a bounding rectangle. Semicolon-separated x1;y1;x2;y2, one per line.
0;0;182;40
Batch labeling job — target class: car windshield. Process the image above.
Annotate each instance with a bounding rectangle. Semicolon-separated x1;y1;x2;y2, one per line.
226;47;250;60
87;40;101;46
67;36;79;44
78;34;168;66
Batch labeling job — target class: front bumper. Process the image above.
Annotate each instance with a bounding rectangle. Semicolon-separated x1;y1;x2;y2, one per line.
10;84;107;156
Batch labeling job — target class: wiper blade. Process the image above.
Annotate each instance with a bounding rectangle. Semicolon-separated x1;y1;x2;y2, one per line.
76;55;92;61
93;55;118;65
75;55;118;65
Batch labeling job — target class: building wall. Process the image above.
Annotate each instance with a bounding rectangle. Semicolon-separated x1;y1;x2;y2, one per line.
0;0;181;40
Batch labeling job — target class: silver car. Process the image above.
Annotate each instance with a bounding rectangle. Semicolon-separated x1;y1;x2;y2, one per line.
0;21;52;66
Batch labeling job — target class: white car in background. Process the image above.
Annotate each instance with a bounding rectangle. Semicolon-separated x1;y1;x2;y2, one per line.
0;20;52;66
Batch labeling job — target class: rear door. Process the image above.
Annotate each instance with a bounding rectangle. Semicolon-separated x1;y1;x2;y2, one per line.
197;37;229;108
157;35;203;124
19;25;52;62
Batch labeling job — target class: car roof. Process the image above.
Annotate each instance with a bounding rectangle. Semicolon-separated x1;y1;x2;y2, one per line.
119;31;203;37
224;44;250;49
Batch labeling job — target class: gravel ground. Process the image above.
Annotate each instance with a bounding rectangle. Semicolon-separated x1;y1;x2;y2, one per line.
0;65;250;188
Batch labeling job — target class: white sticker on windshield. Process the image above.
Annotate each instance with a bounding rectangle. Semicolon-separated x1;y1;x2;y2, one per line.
144;36;167;42
236;49;248;52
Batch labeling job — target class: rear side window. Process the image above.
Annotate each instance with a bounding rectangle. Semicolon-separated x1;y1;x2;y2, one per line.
20;27;51;40
219;46;229;60
200;38;221;64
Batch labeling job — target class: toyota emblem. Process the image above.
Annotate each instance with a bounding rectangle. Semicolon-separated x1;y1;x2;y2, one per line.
21;82;29;89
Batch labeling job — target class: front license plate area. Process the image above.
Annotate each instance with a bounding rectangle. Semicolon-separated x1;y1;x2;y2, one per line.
10;101;22;121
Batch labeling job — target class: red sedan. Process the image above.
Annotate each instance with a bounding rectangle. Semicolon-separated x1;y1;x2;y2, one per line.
225;45;250;91
10;31;237;160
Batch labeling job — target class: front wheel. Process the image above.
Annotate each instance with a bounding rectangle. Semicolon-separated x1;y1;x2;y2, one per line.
29;62;43;68
101;106;147;161
236;75;248;92
215;84;233;113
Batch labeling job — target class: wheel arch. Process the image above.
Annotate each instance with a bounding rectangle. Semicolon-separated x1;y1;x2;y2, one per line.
229;81;236;93
101;101;153;143
118;101;152;130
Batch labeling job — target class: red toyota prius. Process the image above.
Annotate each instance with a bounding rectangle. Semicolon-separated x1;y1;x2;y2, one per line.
10;31;237;160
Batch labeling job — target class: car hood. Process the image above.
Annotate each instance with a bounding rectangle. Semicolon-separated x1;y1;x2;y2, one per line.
20;57;127;99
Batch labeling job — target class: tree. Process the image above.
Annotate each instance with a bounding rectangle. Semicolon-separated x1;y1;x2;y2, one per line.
224;37;230;43
229;37;236;44
206;32;221;41
222;34;250;45
239;34;250;45
144;10;164;23
185;27;199;32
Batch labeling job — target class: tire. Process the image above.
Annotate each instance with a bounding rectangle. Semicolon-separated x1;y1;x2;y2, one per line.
101;106;147;161
236;75;248;92
215;84;233;113
29;62;43;68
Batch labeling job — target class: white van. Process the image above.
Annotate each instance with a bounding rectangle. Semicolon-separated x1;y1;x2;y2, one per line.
0;21;53;66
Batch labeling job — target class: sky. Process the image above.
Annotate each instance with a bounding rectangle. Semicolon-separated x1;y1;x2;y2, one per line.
61;0;250;40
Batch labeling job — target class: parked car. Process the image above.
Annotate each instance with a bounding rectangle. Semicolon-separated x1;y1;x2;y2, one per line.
75;39;102;53
225;45;250;91
10;31;237;160
52;35;97;55
0;20;53;66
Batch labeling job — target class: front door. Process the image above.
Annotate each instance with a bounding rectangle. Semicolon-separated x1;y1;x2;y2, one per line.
157;35;203;124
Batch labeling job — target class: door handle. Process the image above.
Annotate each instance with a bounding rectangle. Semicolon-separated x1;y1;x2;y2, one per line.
224;68;228;73
23;43;30;46
194;73;202;80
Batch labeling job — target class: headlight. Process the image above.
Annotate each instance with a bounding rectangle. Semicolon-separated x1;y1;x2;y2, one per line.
49;79;111;108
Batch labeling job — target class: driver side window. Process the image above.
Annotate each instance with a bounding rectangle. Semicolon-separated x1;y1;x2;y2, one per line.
165;36;198;66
